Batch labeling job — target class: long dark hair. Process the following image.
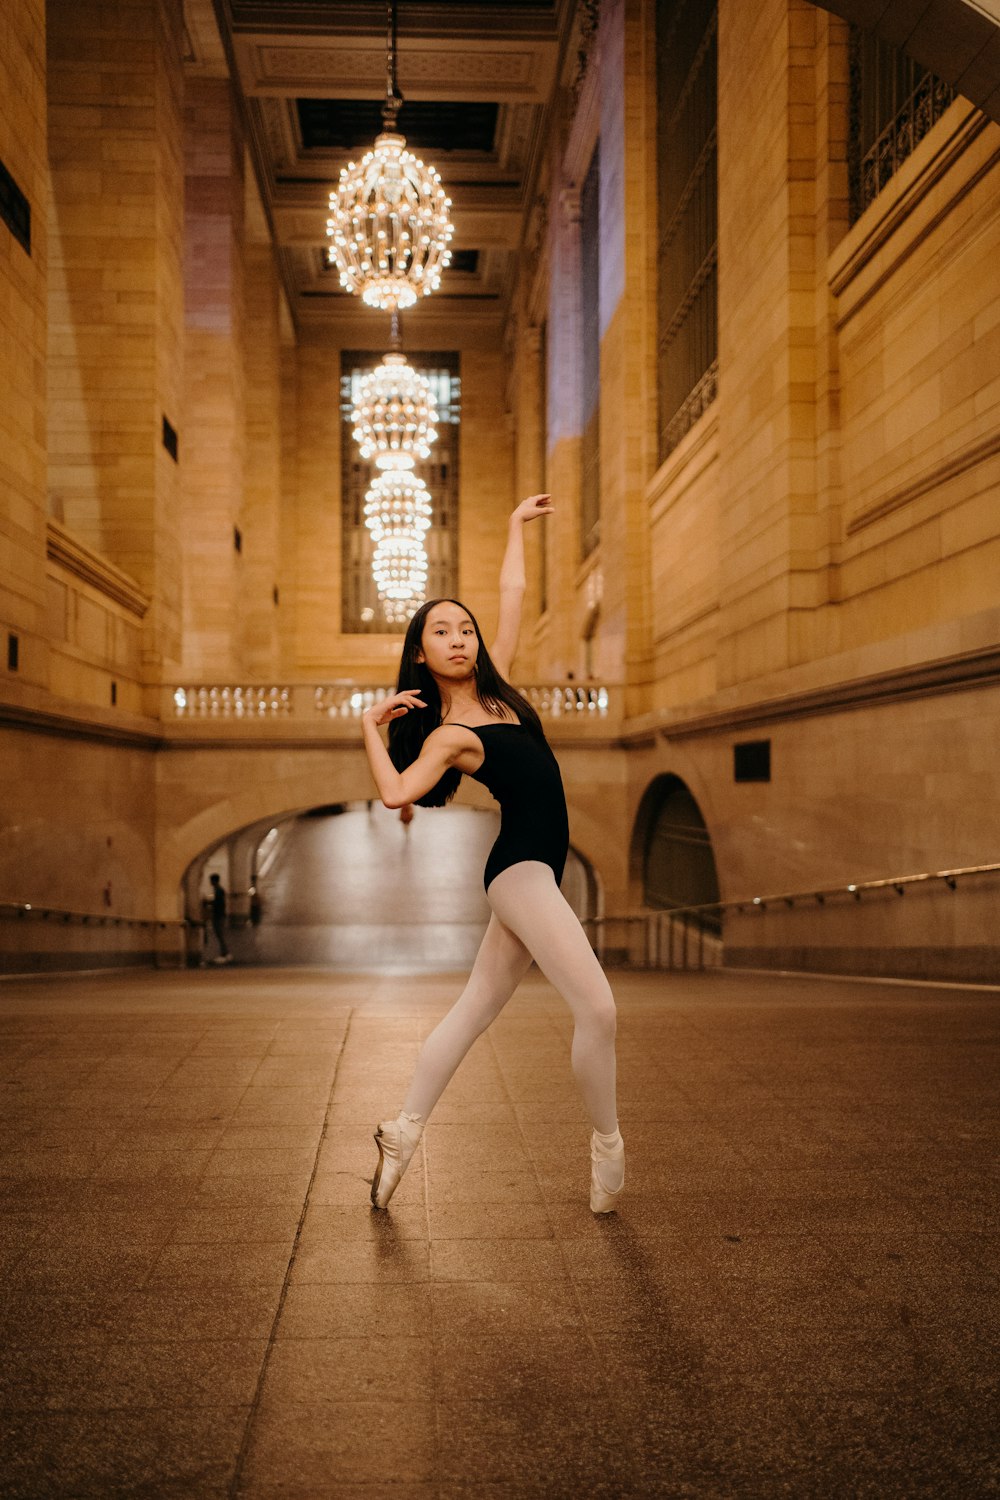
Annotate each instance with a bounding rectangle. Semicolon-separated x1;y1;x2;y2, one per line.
387;597;545;807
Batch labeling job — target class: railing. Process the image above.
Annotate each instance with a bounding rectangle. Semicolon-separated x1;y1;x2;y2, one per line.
585;861;1000;971
166;681;613;722
0;901;193;973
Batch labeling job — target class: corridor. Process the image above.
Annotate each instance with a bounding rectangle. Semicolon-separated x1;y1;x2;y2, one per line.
0;965;996;1498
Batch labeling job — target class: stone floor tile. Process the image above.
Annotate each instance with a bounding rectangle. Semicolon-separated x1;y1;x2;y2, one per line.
262;1335;431;1403
88;1338;268;1409
429;1237;566;1282
278;1281;433;1340
290;1237;431;1285
0;1407;247;1499
238;1398;437;1490
430;1278;583;1336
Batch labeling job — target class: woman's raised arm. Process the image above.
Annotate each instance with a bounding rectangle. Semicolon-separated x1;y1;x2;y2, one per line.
489;494;553;678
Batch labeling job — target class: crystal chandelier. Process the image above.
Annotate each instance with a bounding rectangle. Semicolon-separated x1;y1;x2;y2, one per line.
326;1;454;311
352;350;438;470
363;470;433;540
365;471;432;622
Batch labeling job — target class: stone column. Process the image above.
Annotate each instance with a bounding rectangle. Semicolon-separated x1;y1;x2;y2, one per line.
46;0;185;674
0;0;48;694
544;184;584;677
515;323;546;651
180;75;245;674
241;226;283;677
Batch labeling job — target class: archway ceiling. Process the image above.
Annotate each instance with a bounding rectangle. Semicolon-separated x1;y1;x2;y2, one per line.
189;0;1000;338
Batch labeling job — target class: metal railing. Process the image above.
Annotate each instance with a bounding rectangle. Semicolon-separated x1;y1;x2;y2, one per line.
165;681;613;722
585;861;1000;970
0;901;193;972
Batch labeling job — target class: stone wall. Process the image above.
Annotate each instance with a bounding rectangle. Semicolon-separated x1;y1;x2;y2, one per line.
0;0;48;696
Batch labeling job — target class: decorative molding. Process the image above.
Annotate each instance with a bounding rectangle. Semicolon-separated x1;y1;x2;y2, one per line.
0;700;160;749
46;521;151;618
847;430;1000;535
647;408;719;526
654;645;1000;741
243;40;550;100
571;0;601;110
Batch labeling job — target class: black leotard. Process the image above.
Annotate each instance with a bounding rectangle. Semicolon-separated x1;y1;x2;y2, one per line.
450;718;570;892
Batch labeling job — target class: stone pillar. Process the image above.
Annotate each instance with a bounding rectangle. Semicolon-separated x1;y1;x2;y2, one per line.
180;75;245;674
0;0;48;694
241;220;282;676
46;0;185;674
715;0;827;687
515;324;545;656
598;0;654;719
545;184;584;678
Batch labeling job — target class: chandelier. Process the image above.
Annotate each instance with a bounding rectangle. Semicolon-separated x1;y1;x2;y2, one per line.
363;470;433;538
352;350;438;470
364;471;432;623
326;2;454;311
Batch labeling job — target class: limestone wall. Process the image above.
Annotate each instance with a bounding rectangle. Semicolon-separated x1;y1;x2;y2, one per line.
0;0;48;695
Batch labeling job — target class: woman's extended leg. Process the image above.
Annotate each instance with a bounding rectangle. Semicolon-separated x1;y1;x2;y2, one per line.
485;861;619;1135
400;911;534;1120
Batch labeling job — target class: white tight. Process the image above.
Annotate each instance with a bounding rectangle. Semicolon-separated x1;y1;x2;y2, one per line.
402;860;618;1133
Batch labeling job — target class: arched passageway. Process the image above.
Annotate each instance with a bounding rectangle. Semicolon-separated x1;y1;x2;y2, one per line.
186;802;597;971
633;775;722;927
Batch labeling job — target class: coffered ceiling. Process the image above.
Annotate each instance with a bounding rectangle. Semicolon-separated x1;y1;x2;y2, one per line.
187;0;577;338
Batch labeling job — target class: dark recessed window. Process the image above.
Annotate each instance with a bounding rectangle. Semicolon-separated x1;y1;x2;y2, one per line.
734;740;771;783
273;585;280;606
0;157;31;255
656;0;718;458
297;99;498;154
7;633;19;672
234;526;242;553
162;415;179;461
848;29;953;222
449;250;479;275
110;682;117;706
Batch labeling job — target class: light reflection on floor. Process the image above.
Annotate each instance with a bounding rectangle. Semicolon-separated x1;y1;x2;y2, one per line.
241;803;499;970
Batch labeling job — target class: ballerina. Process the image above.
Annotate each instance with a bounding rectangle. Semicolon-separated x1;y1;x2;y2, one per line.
360;493;625;1213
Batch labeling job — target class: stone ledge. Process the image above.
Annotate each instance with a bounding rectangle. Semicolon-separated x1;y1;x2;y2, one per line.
653;642;1000;739
46;519;151;617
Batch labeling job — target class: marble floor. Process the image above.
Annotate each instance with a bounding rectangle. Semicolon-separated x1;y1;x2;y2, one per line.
0;964;996;1498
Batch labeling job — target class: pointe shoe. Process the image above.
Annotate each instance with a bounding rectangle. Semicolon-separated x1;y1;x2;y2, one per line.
590;1129;625;1214
371;1111;424;1209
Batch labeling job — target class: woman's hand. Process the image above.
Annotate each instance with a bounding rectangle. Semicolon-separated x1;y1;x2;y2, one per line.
510;493;553;525
363;689;427;728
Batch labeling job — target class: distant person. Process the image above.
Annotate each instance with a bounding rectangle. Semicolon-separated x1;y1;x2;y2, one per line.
207;873;232;964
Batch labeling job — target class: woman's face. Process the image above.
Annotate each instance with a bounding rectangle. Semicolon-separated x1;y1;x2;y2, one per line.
417;601;480;683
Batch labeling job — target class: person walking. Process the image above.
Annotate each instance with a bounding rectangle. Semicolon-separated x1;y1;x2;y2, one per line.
207;873;232;965
360;494;624;1214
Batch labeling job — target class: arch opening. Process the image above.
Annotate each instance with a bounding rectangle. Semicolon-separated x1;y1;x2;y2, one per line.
633;775;722;932
182;801;598;971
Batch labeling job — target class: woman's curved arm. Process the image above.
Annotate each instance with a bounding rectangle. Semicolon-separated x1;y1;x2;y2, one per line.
489;494;553;679
362;695;467;808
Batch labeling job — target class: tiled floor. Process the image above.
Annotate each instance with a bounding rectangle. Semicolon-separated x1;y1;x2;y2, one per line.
0;964;996;1498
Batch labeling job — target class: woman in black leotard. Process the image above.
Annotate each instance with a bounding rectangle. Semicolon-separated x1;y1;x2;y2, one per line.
360;494;625;1215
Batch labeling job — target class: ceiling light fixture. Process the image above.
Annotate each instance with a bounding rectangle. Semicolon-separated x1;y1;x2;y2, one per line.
352;334;438;471
326;0;454;311
364;470;432;623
